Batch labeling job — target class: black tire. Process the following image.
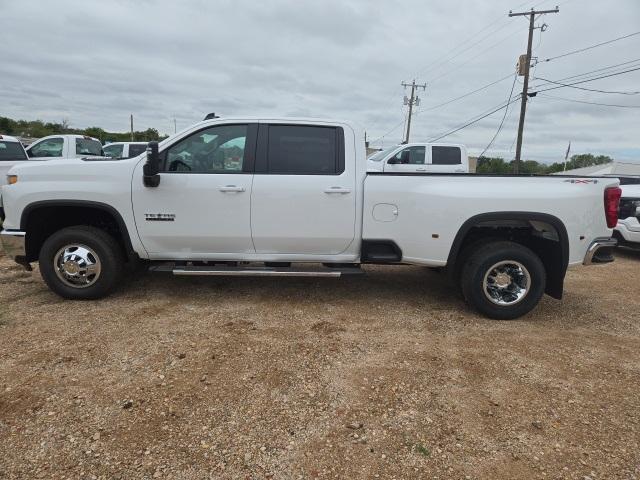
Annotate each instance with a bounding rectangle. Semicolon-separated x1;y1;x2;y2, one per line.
460;241;546;320
39;226;124;300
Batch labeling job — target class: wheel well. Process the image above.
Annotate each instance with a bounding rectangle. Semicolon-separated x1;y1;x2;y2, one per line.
448;213;569;299
21;203;135;263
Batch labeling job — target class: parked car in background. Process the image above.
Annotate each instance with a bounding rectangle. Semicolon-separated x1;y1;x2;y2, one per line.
25;135;103;161
0;135;29;219
367;143;469;173
0;117;621;319
103;142;148;159
614;180;640;249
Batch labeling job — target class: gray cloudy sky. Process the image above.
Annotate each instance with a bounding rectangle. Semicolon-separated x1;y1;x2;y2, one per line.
1;0;639;162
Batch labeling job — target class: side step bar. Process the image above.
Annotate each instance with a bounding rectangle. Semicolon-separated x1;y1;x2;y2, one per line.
149;263;363;278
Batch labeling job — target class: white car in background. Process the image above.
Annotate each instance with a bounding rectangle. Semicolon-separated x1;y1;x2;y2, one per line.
0;135;29;219
614;182;640;249
103;142;148;159
25;134;104;161
367;143;469;173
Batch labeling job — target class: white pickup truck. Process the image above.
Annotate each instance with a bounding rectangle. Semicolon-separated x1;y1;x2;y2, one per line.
0;117;621;319
25;134;103;161
0;135;29;219
368;143;469;173
614;182;640;249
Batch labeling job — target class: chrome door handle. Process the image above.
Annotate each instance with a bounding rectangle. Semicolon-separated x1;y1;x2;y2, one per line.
324;187;351;194
416;167;427;172
219;185;245;193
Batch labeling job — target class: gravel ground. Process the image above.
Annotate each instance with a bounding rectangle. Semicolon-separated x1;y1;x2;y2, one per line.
0;250;639;480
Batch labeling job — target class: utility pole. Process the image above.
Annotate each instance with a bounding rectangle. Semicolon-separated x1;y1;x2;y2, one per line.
401;79;426;144
509;6;558;173
130;114;134;141
174;118;177;134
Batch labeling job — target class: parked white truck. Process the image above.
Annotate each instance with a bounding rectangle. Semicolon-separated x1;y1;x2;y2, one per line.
368;143;469;173
25;134;103;161
0;117;621;319
0;135;29;219
614;182;640;249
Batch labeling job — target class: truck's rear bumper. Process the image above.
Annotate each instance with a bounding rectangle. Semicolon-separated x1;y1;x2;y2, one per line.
0;230;26;262
583;237;617;265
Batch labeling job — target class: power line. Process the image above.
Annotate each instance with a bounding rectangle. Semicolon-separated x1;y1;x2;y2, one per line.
537;93;640;109
428;96;521;143
533;76;640;95
426;25;527;84
537;57;640;85
533;66;640;93
422;73;514;112
368;116;406;145
478;74;519;159
541;31;640;63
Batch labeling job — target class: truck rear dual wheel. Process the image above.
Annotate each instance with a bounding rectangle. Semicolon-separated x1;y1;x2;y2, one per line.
461;241;546;320
39;226;124;300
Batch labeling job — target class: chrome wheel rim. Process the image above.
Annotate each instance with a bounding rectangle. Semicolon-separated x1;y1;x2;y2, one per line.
53;244;102;289
483;260;530;306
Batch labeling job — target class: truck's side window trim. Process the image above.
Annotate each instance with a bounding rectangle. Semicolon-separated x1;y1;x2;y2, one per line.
160;123;257;174
255;124;345;175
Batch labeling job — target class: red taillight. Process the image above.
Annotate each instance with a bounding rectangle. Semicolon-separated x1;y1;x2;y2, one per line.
604;186;622;228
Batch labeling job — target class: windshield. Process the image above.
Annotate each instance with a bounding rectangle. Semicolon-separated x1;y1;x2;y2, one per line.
75;138;103;156
0;141;27;161
368;146;399;162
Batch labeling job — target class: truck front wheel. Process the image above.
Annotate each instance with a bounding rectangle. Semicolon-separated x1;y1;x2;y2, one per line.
39;226;124;300
460;241;546;320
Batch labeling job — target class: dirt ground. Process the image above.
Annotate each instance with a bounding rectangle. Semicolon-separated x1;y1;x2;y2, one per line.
0;251;639;480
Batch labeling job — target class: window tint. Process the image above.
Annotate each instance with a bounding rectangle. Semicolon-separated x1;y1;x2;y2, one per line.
432;146;461;165
127;144;147;158
29;138;64;158
267;125;339;175
390;146;425;165
76;138;103;156
103;144;124;158
0;141;27;161
165;124;247;173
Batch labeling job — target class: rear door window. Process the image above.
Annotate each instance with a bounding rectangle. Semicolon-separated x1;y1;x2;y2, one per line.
266;125;342;175
103;144;124;158
431;146;461;165
0;141;27;161
76;138;103;156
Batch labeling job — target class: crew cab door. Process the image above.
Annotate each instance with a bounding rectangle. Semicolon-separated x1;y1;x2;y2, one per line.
383;146;427;173
250;123;356;254
131;123;257;258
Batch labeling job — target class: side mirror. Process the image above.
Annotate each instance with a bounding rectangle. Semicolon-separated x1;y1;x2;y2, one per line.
143;141;160;187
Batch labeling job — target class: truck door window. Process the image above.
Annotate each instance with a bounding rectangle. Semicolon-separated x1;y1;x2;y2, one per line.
103;144;124;158
432;146;461;165
28;138;64;158
390;146;425;165
0;141;27;160
165;124;248;173
76;138;103;156
267;125;341;175
127;144;147;158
